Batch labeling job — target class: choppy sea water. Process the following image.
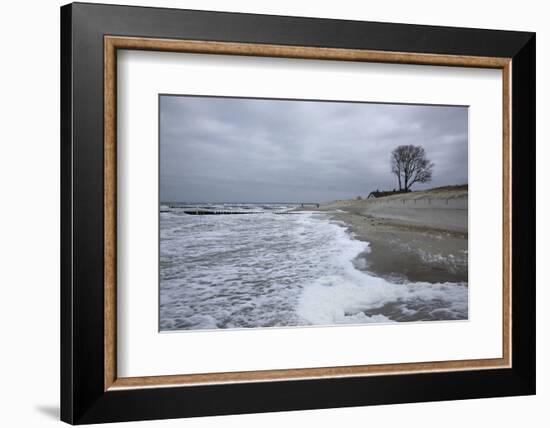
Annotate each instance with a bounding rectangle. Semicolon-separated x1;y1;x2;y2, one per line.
160;203;468;331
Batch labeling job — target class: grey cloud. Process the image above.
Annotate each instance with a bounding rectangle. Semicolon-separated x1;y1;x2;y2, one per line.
160;95;468;203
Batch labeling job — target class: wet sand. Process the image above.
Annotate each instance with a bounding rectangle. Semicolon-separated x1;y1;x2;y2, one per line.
302;187;468;284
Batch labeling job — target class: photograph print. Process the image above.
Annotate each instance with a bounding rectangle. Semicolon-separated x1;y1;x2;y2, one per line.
159;95;468;331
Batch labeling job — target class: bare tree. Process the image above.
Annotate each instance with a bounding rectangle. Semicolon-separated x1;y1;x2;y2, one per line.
390;145;434;191
390;149;403;190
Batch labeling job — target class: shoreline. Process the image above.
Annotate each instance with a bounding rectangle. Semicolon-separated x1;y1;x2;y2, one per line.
160;196;469;328
303;188;468;284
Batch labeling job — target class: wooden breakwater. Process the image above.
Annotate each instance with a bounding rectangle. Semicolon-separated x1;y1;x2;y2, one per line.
183;210;261;215
182;210;304;215
171;203;320;215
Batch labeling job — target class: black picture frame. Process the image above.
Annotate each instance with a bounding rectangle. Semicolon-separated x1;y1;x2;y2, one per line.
61;2;535;424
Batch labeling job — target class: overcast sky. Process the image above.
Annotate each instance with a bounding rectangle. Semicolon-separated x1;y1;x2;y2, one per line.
160;95;468;203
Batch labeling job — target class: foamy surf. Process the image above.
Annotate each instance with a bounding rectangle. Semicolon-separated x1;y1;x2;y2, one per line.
296;222;468;326
160;203;467;331
297;276;467;325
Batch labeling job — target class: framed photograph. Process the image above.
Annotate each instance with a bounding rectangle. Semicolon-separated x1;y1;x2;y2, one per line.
61;2;535;424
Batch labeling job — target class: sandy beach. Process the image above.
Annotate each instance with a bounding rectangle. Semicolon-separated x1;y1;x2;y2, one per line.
302;186;468;284
159;96;470;328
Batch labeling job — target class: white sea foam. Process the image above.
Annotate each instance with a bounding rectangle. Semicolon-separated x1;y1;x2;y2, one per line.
295;224;467;325
160;203;467;331
297;276;467;325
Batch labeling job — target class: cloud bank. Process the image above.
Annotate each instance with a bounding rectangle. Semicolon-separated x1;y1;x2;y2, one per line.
160;95;467;203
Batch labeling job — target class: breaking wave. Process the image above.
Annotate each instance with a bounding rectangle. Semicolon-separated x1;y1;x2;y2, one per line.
160;204;467;331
